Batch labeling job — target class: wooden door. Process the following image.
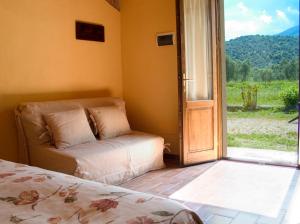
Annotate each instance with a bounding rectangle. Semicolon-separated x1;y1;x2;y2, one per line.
177;0;222;165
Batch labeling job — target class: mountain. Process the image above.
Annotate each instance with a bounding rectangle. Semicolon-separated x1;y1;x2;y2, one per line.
277;26;299;37
225;35;299;68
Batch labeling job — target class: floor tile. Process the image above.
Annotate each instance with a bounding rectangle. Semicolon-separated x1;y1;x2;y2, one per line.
206;215;232;224
197;206;214;221
256;210;286;224
199;205;239;218
184;201;203;211
230;212;259;224
281;218;300;224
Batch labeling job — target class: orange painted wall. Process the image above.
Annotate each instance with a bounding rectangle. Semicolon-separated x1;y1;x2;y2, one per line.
121;0;179;154
0;0;122;161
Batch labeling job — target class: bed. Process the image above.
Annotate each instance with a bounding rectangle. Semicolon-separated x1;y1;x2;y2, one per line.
0;159;202;224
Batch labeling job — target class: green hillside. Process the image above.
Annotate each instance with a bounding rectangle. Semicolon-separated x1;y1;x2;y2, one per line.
225;35;299;68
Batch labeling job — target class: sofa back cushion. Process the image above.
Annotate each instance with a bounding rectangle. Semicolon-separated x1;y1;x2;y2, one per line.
44;109;96;149
15;97;125;163
88;106;131;140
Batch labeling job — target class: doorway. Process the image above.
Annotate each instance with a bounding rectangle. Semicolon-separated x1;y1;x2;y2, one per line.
177;0;300;167
222;0;300;166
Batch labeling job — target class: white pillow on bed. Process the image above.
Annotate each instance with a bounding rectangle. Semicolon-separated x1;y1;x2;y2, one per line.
44;108;96;149
88;106;131;140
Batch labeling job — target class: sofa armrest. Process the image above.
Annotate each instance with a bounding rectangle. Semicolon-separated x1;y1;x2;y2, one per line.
30;146;77;175
15;108;30;164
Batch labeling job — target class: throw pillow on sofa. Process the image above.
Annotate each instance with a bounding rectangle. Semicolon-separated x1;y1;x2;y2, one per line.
44;108;96;149
88;106;131;140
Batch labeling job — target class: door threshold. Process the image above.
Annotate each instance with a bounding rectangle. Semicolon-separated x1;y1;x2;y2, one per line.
223;157;299;169
180;159;218;168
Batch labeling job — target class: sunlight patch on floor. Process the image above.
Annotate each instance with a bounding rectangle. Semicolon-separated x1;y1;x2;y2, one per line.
284;174;300;223
170;161;296;218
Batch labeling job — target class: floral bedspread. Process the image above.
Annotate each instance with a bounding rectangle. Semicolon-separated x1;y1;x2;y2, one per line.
0;160;202;224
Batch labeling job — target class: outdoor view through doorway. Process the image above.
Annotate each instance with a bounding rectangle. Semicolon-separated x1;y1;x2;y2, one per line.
224;0;299;165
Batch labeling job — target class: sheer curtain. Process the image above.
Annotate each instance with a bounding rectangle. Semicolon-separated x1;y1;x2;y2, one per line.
183;0;213;100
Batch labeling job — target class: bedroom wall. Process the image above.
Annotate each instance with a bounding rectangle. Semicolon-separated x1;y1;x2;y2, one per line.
121;0;179;155
0;0;122;161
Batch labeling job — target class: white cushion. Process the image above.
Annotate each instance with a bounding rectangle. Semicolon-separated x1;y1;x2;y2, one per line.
88;106;131;139
44;109;96;149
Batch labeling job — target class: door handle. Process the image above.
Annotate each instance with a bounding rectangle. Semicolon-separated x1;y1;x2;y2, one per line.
182;73;193;81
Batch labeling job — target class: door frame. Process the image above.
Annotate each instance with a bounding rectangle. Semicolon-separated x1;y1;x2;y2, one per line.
175;0;184;166
176;0;225;166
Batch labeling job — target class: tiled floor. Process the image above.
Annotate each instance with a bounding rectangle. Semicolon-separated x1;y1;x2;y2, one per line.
120;160;300;224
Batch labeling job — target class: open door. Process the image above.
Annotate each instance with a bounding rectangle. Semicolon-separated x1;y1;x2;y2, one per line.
177;0;222;165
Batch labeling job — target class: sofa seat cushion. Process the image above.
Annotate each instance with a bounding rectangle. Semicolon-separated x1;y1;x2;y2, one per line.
29;131;165;185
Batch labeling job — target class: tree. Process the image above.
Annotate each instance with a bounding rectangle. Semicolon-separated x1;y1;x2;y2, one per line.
225;35;299;68
260;68;273;82
284;60;298;80
239;60;251;81
226;56;236;81
241;83;258;111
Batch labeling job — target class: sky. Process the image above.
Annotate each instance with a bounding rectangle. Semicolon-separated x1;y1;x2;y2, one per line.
225;0;300;40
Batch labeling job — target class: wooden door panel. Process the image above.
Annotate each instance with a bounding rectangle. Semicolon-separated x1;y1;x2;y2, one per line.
186;148;217;164
187;101;214;152
184;100;216;164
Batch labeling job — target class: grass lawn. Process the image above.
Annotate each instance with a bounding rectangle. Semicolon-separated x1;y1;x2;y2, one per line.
227;132;298;151
227;80;298;151
227;108;297;120
227;80;298;107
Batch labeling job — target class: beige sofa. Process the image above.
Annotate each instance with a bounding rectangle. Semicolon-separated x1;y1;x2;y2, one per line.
15;97;165;184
